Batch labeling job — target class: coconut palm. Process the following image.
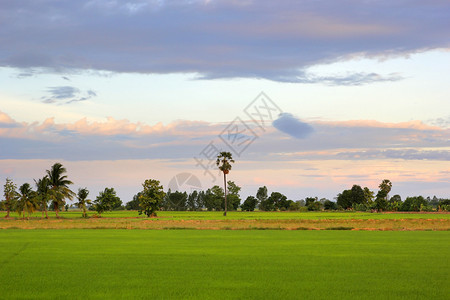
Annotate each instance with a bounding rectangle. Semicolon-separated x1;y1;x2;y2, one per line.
216;151;235;216
34;176;51;219
46;163;75;218
74;187;91;218
16;183;37;220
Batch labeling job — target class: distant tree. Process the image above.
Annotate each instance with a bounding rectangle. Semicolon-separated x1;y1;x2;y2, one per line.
241;196;258;211
74;188;91;218
323;200;337;210
388;194;402;211
305;197;322;211
209;185;224;211
256;186;268;209
187;190;199;211
259;189;275;211
288;201;301;211
126;192;141;210
216;152;235;216
350;185;365;205
270;192;288;211
47;163;75;218
374;180;392;211
227;181;241;211
166;190;188;211
379;179;392;200
16;183;37;219
337;189;353;209
3;178;18;218
138;179;165;217
305;197;317;207
34;176;51;219
401;196;427;212
94;187;121;216
363;187;375;205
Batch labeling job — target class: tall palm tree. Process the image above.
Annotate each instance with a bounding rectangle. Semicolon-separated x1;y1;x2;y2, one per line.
16;183;37;220
34;176;51;219
74;187;91;218
216;151;235;216
46;163;75;218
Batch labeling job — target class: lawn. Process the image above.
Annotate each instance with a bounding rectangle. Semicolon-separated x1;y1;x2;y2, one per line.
0;230;448;299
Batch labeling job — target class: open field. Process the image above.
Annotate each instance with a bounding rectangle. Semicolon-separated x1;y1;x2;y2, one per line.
0;230;448;299
1;211;449;230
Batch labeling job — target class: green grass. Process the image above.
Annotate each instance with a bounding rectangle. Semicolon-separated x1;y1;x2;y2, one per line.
0;230;448;299
7;210;448;220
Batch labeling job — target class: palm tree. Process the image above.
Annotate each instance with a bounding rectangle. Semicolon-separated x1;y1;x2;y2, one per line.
216;151;235;216
74;188;91;218
16;183;37;220
46;163;75;218
34;176;51;219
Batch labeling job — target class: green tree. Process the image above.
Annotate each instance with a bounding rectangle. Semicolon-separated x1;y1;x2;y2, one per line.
388;194;402;211
323;199;337;210
227;181;241;211
241;196;258;211
216;152;235;216
187;190;199;211
256;186;268;209
270;192;288;211
34;176;51;219
126;192;141;210
374;179;392;211
165;190;188;211
337;189;352;209
363;187;375;204
16;183;37;219
74;188;91;218
138;179;165;217
94;188;121;216
47;163;75;218
3;178;18;218
379;179;392;200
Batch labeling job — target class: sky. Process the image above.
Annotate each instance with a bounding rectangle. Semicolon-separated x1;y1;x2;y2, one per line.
1;0;449;203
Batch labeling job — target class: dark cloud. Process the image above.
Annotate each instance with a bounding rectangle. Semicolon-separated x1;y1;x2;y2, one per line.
0;0;449;84
272;113;314;139
41;86;97;104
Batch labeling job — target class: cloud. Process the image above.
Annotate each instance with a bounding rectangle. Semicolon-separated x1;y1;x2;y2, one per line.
0;0;449;83
0;111;448;162
272;113;314;139
41;86;97;104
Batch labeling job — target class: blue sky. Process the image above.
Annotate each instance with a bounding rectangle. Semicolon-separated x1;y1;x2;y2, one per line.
1;0;449;202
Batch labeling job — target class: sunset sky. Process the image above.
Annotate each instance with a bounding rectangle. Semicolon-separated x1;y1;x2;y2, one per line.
1;0;449;203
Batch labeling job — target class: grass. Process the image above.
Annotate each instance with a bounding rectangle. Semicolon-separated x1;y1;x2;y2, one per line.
0;230;448;299
1;210;449;230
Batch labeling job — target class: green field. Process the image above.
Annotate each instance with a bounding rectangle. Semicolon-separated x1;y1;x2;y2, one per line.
5;210;449;220
0;230;448;299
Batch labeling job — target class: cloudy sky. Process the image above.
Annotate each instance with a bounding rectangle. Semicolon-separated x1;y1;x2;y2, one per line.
1;0;449;202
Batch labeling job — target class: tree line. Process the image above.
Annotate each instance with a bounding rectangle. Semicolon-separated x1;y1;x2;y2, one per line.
2;161;449;219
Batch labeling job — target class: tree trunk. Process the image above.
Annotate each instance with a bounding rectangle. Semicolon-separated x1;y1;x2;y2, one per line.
5;209;10;218
223;173;227;217
45;207;48;219
55;202;59;218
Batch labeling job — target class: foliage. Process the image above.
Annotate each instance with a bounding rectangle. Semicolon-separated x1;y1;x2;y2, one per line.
227;181;241;210
16;183;37;219
138;179;165;217
216;151;235;216
323;199;337;210
401;196;428;212
241;196;258;211
126;192;141;210
3;178;18;218
94;188;121;216
74;188;91;218
46;162;75;217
